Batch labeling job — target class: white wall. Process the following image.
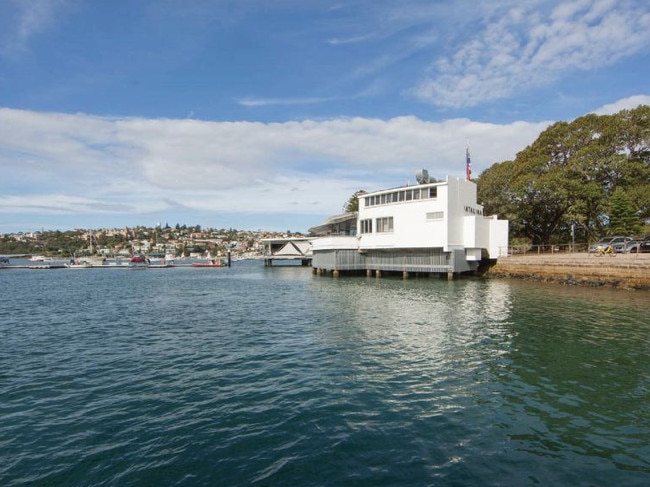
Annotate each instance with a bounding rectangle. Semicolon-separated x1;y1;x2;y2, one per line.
316;176;508;259
488;218;509;258
358;183;449;249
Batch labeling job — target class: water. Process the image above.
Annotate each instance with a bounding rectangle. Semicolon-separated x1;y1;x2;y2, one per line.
1;261;648;486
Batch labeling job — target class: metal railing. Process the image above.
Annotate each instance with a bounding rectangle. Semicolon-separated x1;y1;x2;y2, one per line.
507;242;646;256
508;243;589;255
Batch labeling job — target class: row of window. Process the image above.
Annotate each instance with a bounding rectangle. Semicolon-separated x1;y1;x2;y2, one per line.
360;212;445;234
360;217;395;234
364;187;438;207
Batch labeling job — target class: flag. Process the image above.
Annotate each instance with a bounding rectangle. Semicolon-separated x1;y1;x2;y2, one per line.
465;146;472;181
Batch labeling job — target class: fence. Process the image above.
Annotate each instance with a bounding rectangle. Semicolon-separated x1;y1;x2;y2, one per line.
507;243;591;255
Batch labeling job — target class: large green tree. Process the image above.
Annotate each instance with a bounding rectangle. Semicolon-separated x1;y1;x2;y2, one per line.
477;105;650;244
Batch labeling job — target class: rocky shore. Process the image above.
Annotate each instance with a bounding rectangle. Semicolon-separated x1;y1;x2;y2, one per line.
486;252;650;290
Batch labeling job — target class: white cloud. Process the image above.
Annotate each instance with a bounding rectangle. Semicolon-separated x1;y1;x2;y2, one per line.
0;107;550;222
592;95;650;115
413;0;650;107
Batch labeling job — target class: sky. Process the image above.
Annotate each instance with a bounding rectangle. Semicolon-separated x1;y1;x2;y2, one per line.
1;0;649;234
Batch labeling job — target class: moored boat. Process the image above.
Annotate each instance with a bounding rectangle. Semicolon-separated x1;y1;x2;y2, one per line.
66;259;93;269
191;259;225;268
29;255;52;262
129;255;149;269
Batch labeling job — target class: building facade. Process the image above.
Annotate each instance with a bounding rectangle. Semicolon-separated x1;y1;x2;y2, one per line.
310;175;508;278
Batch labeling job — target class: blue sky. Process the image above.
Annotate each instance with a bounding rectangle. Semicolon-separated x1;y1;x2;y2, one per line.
1;0;649;234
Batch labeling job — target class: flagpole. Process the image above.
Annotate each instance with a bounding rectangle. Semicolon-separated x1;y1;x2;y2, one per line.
465;141;472;181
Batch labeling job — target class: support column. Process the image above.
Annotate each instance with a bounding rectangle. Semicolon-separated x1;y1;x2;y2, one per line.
402;270;409;280
376;270;382;279
366;269;372;277
333;270;340;278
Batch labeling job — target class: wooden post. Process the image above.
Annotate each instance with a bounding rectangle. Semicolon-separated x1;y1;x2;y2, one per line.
366;269;372;277
403;270;409;280
333;270;340;278
376;270;382;279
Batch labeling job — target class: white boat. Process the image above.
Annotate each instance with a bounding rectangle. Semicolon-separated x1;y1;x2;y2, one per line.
66;260;93;269
29;255;51;262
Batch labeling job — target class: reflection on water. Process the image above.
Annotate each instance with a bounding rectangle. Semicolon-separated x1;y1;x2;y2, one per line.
307;275;649;483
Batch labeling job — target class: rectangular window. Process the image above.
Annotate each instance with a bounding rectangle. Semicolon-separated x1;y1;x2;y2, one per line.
380;194;386;205
405;190;412;201
413;189;420;200
429;187;437;198
360;219;373;234
426;211;444;221
376;217;394;233
398;191;405;202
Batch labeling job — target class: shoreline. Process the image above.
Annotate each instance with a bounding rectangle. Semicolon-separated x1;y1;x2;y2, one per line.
486;252;650;290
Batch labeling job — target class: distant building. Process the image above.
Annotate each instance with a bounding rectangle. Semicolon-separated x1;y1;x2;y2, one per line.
310;174;508;278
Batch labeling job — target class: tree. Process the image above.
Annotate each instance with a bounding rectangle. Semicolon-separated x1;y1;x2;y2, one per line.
477;105;650;244
608;188;643;235
343;190;367;213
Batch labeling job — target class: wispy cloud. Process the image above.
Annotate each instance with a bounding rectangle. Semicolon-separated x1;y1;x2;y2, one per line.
0;0;70;57
412;0;650;107
237;96;341;108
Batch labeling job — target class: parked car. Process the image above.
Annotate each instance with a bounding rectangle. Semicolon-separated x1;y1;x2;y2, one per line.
611;236;636;253
627;235;650;253
589;236;623;253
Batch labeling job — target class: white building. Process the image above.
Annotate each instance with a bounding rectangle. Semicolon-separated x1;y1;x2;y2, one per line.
310;174;508;278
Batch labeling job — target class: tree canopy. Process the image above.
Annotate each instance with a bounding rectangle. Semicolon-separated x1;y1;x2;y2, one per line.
343;190;367;213
477;105;650;244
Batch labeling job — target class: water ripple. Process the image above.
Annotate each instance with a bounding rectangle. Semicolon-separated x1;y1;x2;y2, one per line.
1;265;648;486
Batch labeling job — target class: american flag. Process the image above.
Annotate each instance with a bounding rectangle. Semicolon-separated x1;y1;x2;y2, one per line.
466;146;472;181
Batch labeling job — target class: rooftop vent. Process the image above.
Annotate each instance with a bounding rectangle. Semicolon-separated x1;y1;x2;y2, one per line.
415;169;430;184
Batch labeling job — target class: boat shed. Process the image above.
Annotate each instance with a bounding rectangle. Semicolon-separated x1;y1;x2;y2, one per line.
261;237;312;266
310;175;508;279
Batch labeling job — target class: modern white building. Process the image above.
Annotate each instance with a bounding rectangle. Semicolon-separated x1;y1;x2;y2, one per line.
310;173;508;278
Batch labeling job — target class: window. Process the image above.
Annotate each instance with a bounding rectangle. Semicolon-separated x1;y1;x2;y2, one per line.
426;211;443;221
360;219;373;234
429;187;437;198
405;190;412;201
376;217;394;233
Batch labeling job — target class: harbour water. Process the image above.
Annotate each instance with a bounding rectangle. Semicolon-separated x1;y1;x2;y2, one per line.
1;261;648;486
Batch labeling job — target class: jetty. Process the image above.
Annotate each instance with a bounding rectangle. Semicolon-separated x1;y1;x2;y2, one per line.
486;252;650;290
